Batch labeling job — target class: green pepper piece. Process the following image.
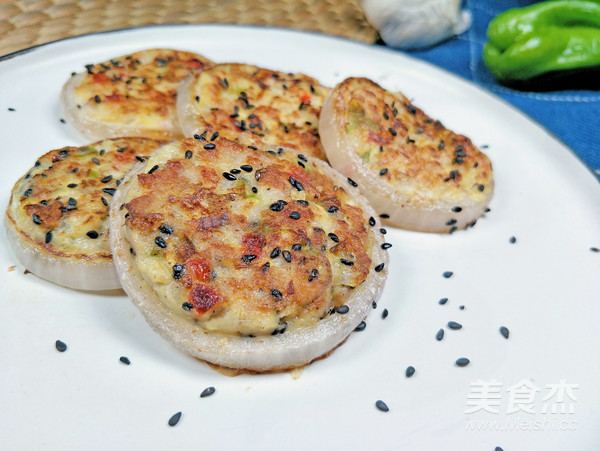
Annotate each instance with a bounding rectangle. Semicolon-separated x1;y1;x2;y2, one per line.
483;1;600;85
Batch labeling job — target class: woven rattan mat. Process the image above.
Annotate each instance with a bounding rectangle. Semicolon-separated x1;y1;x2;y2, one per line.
0;0;378;56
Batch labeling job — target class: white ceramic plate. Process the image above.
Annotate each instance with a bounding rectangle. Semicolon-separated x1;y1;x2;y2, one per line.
1;25;599;451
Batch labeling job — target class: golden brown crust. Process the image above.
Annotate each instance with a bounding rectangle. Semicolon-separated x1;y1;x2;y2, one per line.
6;138;166;260
334;77;492;200
177;63;330;159
63;49;213;140
121;136;378;336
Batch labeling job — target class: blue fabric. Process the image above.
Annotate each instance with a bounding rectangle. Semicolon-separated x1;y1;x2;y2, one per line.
403;0;600;177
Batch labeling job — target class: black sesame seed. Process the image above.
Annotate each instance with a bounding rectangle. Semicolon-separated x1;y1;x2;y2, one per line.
182;302;193;311
495;447;504;451
101;175;113;183
590;247;599;252
446;219;457;226
222;172;237;181
328;233;339;243
355;321;366;332
439;297;448;305
67;183;78;188
449;226;458;234
448;321;462;330
296;199;309;206
288;176;304;191
380;228;387;234
270;247;281;258
372;301;377;309
289;211;301;220
55;340;67;352
94;95;101;103
8;107;15;112
204;143;216;150
230;168;241;174
455;357;470;367
500;326;510;339
282;250;292;263
45;231;52;244
291;243;302;251
92;157;100;165
340;258;354;266
337;305;349;314
381;243;392;250
388;127;397;136
405;366;416;377
380;214;390;219
68;197;77;206
159;224;174;235
155;236;167;248
327;206;339;213
379;168;388;176
382;308;388;319
101;197;108;206
407;104;416;114
436;329;444;341
119;356;131;365
240;164;253;172
87;230;99;239
261;262;270;271
168;412;182;427
308;268;319;282
374;263;385;272
452;206;463;212
102;188;116;196
185;150;193;159
200;386;216;398
148;165;159;174
478;184;485;192
459;305;465;310
251;187;258;193
135;155;146;162
347;177;358;187
438;140;445;150
443;271;453;278
210;131;219;141
271;288;283;298
509;236;517;244
269;202;285;212
23;188;33;197
271;322;287;335
375;400;389;412
242;254;257;263
32;214;42;225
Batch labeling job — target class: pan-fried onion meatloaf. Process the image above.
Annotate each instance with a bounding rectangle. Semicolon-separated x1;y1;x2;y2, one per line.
109;134;389;371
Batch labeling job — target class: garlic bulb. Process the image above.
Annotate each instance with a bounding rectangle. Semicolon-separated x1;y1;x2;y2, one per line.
361;0;472;50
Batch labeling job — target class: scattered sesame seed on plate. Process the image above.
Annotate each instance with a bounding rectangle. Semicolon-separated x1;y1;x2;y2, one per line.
455;357;470;367
382;308;388;319
55;340;67;352
119;356;131;365
405;366;415;378
168;411;182;426
375;400;389;412
200;386;216;398
500;326;510;339
438;297;448;305
436;329;444;341
447;321;462;330
442;271;453;278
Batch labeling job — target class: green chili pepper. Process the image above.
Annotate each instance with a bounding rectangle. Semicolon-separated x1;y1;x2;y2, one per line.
482;1;600;87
